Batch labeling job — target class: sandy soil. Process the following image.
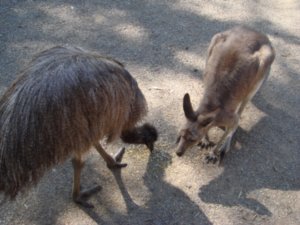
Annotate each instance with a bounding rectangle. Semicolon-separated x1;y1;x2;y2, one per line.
0;0;299;224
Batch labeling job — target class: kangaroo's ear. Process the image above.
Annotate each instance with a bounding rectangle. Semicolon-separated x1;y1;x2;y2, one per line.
183;93;197;122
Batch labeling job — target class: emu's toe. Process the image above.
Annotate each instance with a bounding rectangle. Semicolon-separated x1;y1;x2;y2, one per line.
73;185;102;208
114;147;126;162
107;147;127;169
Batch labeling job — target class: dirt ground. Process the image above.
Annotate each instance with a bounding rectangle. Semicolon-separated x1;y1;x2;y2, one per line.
0;0;299;224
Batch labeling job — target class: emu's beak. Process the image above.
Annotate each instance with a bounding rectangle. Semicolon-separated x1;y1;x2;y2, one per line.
146;142;154;152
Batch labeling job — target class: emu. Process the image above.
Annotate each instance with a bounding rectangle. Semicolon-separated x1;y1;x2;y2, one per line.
0;46;158;208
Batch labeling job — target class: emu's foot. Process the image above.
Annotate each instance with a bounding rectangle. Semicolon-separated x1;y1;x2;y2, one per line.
198;139;215;149
107;147;127;169
73;185;102;208
204;152;219;164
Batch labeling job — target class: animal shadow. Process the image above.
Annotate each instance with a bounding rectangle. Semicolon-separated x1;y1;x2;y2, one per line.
199;94;300;216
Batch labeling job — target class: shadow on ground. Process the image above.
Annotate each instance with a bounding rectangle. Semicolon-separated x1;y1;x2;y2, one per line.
76;115;213;225
83;150;212;225
199;91;300;216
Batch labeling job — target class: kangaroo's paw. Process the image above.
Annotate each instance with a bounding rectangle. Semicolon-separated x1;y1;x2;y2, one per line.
198;138;215;149
204;152;219;164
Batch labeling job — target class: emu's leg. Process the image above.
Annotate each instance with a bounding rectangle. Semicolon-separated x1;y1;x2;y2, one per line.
94;142;127;169
72;154;102;208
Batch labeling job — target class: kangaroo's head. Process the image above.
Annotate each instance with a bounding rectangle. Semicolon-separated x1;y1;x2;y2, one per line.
176;93;217;156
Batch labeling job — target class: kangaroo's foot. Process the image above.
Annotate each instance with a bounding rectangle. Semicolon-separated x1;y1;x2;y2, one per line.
204;151;219;164
198;136;215;149
204;145;227;165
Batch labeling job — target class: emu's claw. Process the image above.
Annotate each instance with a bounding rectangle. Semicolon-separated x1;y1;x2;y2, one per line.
107;147;127;169
114;147;126;162
73;185;102;208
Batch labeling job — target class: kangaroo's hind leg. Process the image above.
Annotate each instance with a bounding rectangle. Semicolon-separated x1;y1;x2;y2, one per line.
205;113;239;164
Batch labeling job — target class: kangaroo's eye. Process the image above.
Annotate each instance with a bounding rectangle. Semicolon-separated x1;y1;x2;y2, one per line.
184;129;198;142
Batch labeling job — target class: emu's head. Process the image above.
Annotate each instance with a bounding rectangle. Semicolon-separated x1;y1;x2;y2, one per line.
175;93;216;156
141;123;158;152
121;123;158;152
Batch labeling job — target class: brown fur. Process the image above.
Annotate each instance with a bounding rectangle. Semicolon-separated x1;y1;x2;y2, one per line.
0;46;157;204
176;26;275;163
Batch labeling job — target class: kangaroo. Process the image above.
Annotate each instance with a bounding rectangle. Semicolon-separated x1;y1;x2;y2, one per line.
0;46;158;208
176;26;275;164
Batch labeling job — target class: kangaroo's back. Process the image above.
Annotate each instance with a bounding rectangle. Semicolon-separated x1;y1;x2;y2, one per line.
203;26;275;112
176;26;275;163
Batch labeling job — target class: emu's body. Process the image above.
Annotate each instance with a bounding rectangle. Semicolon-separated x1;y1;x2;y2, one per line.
176;26;275;163
0;46;157;207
